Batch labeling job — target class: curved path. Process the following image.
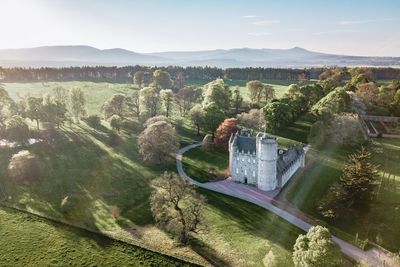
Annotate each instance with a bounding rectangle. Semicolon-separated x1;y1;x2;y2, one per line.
177;142;391;266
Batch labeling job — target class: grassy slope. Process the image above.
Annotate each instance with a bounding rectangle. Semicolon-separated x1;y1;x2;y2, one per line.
286;135;400;252
0;206;192;267
0;81;307;266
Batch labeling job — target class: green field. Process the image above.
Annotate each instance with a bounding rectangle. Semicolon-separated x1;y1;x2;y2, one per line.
0;205;192;267
4;81;135;115
0;80;310;266
285;137;400;252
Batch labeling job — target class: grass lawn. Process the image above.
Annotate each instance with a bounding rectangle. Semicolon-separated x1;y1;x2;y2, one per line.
3;81;136;115
183;147;228;183
285;137;400;252
0;205;192;267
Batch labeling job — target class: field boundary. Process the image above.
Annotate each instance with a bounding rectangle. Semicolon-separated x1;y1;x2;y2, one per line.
0;201;204;267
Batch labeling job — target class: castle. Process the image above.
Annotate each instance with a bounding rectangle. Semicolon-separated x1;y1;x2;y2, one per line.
228;131;305;191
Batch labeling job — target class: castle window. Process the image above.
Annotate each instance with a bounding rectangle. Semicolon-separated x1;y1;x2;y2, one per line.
244;170;247;176
242;157;244;162
248;158;250;163
253;171;255;177
236;168;239;174
253;159;256;163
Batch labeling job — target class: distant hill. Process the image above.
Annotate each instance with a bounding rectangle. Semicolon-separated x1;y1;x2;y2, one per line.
0;45;399;68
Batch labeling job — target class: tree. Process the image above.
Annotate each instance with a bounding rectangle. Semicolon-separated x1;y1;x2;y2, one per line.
139;87;159;118
126;91;141;120
8;150;40;182
5;115;30;145
153;69;173;90
355;82;380;106
0;86;16;127
150;172;206;244
247;80;264;106
340;147;379;209
215;118;238;149
202;102;225;139
286;84;301;96
293;226;341;267
232;86;243;113
133;71;145;89
138;121;178;164
25;96;43;129
143;115;170;128
175;86;196;116
262;250;278;267
189;104;203;135
202;79;231;113
262;84;275;103
237;109;266;132
263;101;292;132
311;88;351;120
326;113;364;145
102;94;127;119
109;114;122;132
319;147;379;219
69;88;86;122
160;89;174;117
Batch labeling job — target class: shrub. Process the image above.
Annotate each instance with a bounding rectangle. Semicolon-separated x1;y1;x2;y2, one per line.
85;115;101;128
143;115;170;128
109;115;122;132
5;115;30;145
8;150;40;181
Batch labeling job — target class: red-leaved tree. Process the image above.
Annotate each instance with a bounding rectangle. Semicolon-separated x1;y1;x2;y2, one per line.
215;118;238;149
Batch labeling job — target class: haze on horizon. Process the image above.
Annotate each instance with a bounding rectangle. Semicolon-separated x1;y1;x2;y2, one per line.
1;0;400;57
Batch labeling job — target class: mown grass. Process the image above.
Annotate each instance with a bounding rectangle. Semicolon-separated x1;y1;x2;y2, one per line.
286;137;400;252
3;81;136;115
0;205;193;267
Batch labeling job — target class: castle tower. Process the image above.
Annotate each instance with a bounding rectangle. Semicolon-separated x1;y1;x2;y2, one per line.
256;134;277;191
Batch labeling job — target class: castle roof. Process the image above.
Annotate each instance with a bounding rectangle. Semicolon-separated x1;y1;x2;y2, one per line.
236;135;256;153
277;147;303;176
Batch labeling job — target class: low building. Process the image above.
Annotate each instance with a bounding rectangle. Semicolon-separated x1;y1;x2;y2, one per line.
228;130;305;191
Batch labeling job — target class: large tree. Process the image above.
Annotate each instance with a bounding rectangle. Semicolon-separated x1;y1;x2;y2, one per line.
150;172;206;244
247;80;264;106
139;87;159;117
5;115;30;145
189;104;203;135
339;147;379;208
25;96;43;129
263;101;292;132
138;121;178;164
262;84;275;103
215;118;238;149
153;69;173;90
175;86;196;116
102;94;127;119
201;102;225;139
0;86;17;127
69;88;86;122
237;109;266;132
133;71;145;89
293;226;341;267
202;79;231;113
232;86;243;113
160;89;174;117
126;90;141;120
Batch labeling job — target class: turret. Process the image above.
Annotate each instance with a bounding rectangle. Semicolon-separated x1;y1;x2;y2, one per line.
256;134;277;191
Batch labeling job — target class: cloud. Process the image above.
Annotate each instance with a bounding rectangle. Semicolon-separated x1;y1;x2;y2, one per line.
313;30;358;35
248;32;272;36
241;15;260;19
252;20;280;26
337;18;396;25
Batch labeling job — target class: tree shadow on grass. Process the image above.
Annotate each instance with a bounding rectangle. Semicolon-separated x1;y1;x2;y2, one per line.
189;237;233;267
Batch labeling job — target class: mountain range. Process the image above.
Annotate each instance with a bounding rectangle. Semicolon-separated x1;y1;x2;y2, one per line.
0;45;399;68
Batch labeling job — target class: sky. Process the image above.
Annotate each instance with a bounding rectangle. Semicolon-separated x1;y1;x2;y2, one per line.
1;0;400;56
